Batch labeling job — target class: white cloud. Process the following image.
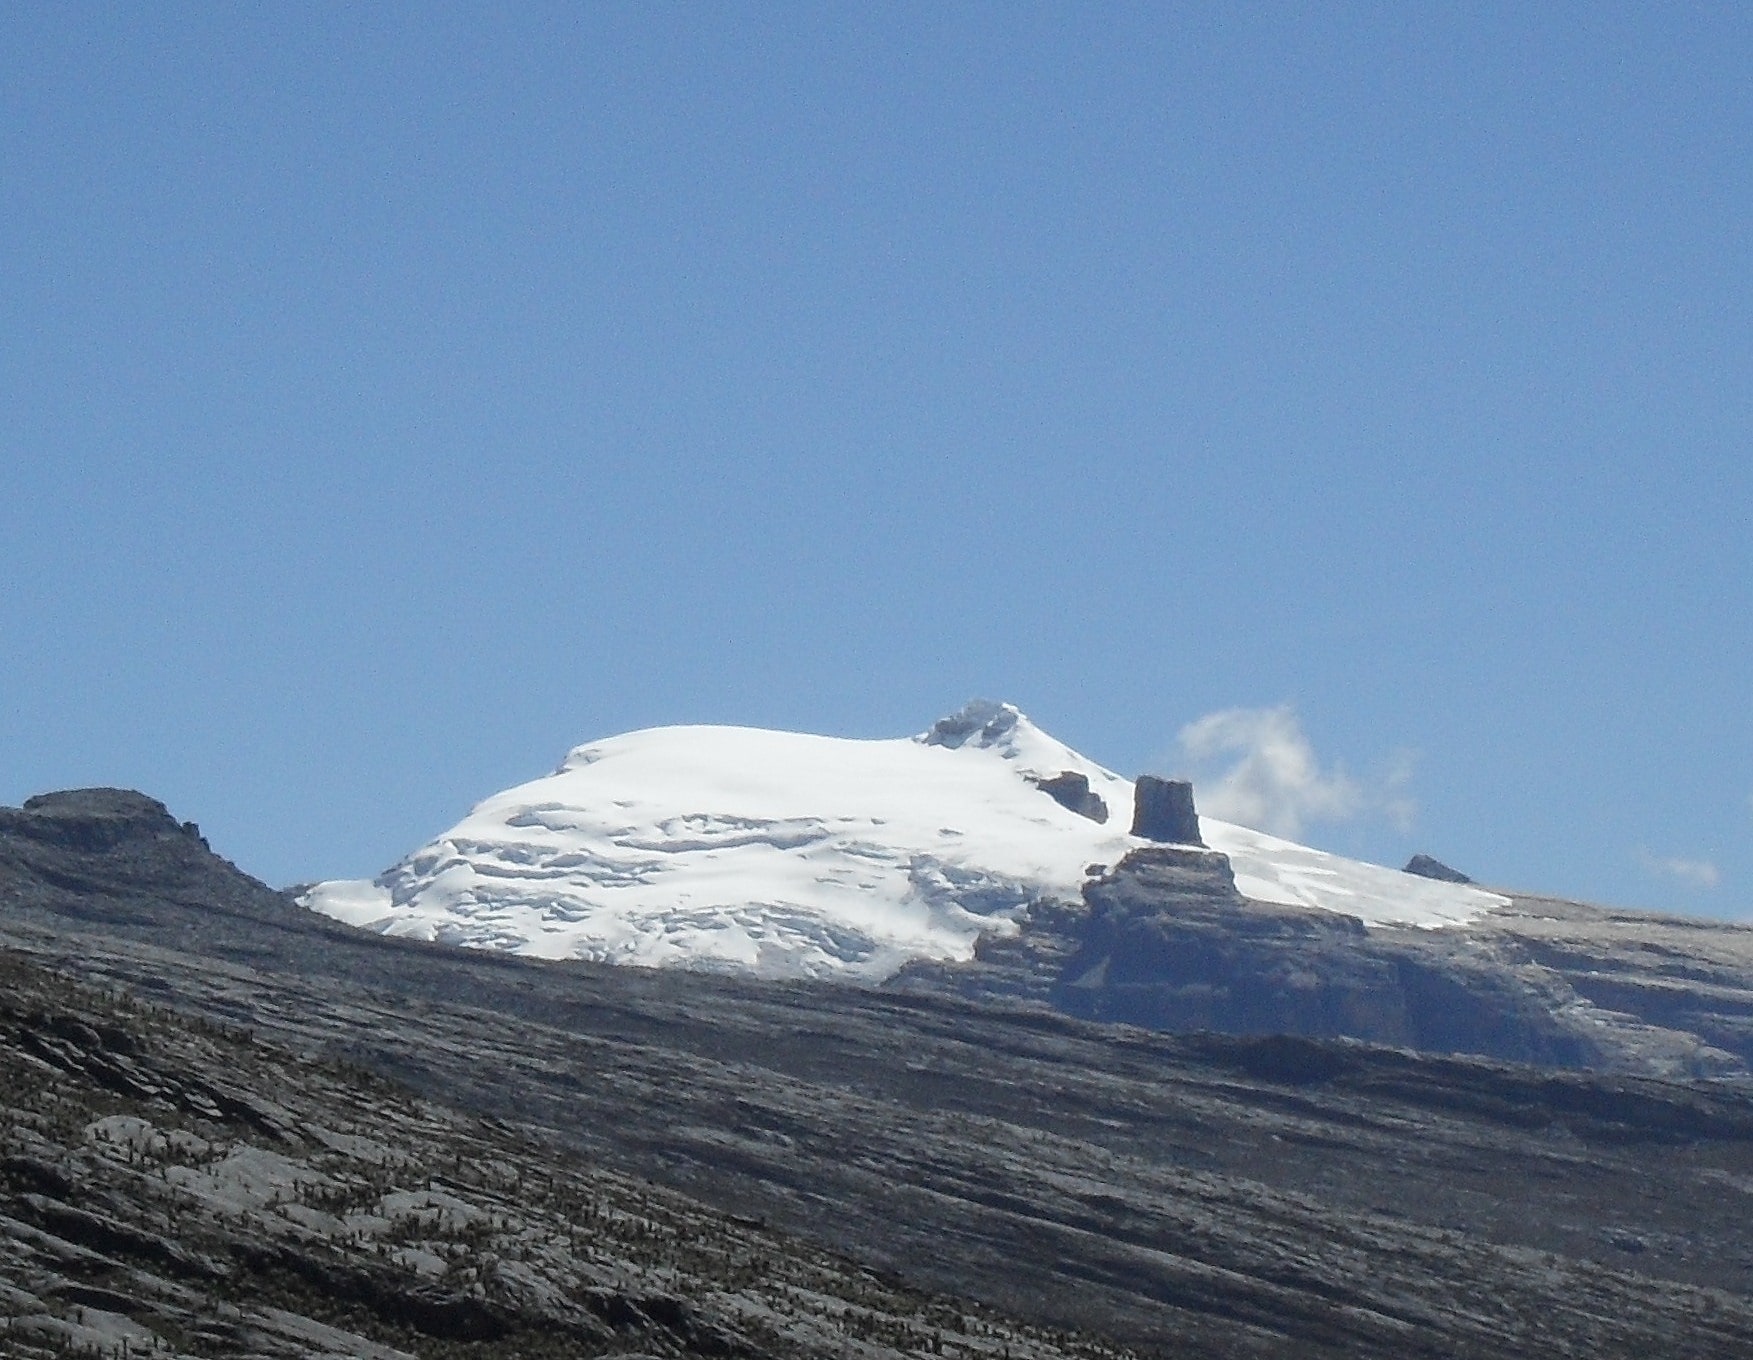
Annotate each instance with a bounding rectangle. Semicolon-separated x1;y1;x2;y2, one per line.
1375;747;1419;835
1637;848;1721;890
1173;705;1415;840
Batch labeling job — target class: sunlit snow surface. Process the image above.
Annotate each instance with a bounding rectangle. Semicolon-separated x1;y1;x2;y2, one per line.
302;703;1507;980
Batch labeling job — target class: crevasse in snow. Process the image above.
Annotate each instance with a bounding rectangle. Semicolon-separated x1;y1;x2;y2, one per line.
300;700;1505;980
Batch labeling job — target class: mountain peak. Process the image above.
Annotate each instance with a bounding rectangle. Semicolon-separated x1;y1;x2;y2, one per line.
302;708;1506;978
918;698;1026;752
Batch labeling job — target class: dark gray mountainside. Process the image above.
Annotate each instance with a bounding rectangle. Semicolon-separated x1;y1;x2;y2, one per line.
6;789;1753;1359
0;947;1132;1360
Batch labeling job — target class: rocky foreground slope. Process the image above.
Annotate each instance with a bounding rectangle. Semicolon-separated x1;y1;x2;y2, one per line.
0;948;1133;1360
5;789;1753;1358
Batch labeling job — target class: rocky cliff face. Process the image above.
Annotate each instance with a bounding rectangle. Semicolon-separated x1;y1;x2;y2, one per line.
1026;771;1110;823
896;837;1753;1078
0;788;210;853
1050;846;1611;1067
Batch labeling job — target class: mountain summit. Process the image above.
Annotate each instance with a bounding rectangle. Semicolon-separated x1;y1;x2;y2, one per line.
300;702;1502;978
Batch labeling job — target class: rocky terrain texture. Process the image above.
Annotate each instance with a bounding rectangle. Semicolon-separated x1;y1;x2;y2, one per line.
5;789;1753;1358
0;945;1137;1360
898;839;1753;1079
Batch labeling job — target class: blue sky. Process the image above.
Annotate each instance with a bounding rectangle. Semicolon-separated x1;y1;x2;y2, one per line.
3;4;1748;914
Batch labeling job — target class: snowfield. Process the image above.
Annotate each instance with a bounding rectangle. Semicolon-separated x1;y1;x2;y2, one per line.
302;701;1507;980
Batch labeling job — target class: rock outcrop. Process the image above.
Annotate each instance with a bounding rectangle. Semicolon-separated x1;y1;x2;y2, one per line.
1405;852;1473;883
0;788;207;854
889;843;1753;1078
919;697;1019;749
1029;848;1596;1064
1128;775;1205;844
1027;770;1109;823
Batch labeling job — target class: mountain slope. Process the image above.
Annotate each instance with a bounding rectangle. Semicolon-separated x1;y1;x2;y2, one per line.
6;787;1753;1358
302;701;1502;977
0;949;1138;1360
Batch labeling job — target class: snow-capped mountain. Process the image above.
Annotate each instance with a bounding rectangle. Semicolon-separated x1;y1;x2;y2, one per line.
301;700;1505;980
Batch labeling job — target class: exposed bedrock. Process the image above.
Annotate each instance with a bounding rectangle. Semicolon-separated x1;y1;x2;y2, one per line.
1046;849;1596;1065
1405;853;1473;884
0;788;208;855
1128;775;1205;845
900;845;1753;1077
1027;771;1109;823
920;697;1018;749
0;787;364;952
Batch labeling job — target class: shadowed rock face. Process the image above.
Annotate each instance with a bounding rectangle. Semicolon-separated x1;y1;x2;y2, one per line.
0;789;208;854
1028;771;1109;823
1406;853;1473;884
1128;775;1204;844
890;834;1753;1080
8;788;1753;1359
0;788;321;955
1035;847;1600;1064
1055;846;1404;1039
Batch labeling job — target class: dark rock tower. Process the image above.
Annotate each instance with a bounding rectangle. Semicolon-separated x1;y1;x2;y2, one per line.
1129;776;1204;846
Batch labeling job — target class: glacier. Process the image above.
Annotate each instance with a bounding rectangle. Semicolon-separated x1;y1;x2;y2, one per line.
301;700;1506;980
